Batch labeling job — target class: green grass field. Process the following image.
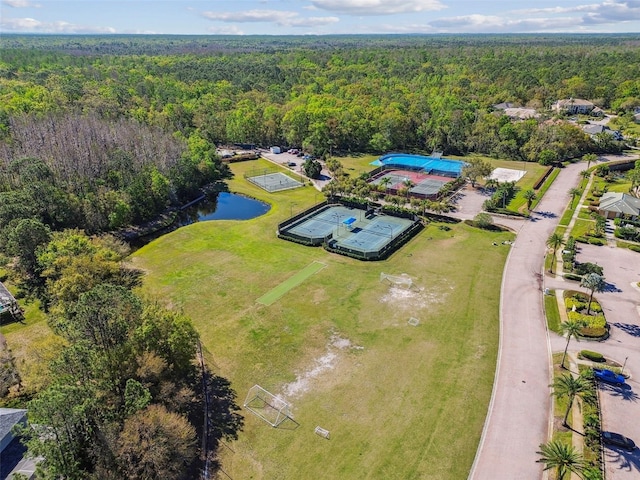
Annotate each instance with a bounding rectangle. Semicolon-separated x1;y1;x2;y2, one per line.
257;261;326;305
129;158;514;480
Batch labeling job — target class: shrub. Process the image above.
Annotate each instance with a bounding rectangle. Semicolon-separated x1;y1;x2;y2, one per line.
575;236;589;243
574;262;603;276
579;326;607;338
580;350;605;362
565;298;586;311
588;237;605;245
588;302;602;313
630;245;640;253
568;311;606;328
564;273;583;281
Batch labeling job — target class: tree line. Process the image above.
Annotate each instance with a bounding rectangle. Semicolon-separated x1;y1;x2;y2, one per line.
1;227;244;479
1;35;638;162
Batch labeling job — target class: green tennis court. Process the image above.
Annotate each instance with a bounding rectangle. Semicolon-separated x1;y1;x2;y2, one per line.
256;261;326;306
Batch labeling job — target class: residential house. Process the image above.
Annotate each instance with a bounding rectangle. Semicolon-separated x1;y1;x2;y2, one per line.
582;124;623;140
552;98;595;115
1;408;36;480
492;102;517;110
598;192;640;220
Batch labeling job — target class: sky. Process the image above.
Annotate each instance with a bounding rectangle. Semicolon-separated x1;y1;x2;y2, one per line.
1;0;640;35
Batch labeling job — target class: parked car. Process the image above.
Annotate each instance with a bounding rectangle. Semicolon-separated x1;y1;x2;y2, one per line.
287;162;297;167
593;368;626;386
602;431;636;451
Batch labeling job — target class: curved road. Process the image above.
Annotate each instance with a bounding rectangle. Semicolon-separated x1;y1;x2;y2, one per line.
469;162;585;480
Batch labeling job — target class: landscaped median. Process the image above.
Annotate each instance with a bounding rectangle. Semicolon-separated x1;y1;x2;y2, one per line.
541;353;604;480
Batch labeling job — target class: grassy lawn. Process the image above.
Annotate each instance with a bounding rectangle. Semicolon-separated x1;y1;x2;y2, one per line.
559;207;574;227
331;154;379;178
0;293;61;394
130;159;513;480
571;218;594;238
544;291;562;334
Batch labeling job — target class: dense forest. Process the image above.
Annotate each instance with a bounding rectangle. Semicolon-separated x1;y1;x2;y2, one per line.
2;34;639;239
1;33;640;478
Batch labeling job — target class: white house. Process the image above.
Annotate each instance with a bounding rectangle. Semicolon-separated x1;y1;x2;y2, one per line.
552;98;595;115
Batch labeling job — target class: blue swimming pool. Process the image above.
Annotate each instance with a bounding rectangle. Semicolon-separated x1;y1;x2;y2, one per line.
371;153;465;177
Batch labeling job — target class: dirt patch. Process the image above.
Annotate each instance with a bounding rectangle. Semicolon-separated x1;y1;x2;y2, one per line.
281;333;362;400
379;284;451;312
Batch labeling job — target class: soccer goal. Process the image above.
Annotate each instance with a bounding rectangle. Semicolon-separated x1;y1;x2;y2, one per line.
380;272;413;289
244;385;292;427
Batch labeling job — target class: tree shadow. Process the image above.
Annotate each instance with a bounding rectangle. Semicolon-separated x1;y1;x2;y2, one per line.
603;445;640;473
611;322;640;337
603;282;622;293
599;382;638;402
533;210;557;218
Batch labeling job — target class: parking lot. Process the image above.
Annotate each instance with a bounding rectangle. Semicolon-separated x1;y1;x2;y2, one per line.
547;244;640;479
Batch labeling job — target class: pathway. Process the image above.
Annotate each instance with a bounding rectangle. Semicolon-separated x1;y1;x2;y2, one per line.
554;171;595;276
469;162;584;480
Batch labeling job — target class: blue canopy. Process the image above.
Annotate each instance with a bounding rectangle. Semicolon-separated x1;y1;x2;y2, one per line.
343;217;356;226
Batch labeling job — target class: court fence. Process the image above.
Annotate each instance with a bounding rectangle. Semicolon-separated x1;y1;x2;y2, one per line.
277;198;423;261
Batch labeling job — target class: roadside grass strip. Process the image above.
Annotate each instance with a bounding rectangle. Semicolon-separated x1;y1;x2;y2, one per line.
256;261;326;306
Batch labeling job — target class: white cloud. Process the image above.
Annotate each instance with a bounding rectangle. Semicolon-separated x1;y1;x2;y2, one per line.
2;0;39;7
0;16;116;33
202;9;339;27
428;1;640;32
311;0;446;15
428;14;587;32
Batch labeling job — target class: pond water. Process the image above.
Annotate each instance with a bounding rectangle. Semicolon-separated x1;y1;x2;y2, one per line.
131;192;270;248
177;192;270;224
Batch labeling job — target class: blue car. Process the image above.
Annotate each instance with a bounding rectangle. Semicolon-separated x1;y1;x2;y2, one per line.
593;368;626;386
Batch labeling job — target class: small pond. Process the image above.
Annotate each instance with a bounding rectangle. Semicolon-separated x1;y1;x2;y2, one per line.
132;192;270;248
177;192;270;224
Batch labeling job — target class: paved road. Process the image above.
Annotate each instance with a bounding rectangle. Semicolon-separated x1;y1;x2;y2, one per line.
546;244;640;480
469;162;585;480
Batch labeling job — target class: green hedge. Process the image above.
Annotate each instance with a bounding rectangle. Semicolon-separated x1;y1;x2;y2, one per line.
588;237;605;246
579;326;607;338
580;350;605;362
564;273;583;281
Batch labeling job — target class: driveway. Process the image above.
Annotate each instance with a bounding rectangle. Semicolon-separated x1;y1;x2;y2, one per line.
469;162;585;480
546;244;640;480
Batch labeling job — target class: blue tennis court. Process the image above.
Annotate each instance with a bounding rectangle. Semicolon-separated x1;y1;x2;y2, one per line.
371;153;465;177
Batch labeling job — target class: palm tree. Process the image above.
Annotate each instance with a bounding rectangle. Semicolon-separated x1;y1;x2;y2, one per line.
546;233;564;274
523;189;537;211
537;440;585;480
580;273;606;315
379;177;392;193
560;319;587;369
582;153;597;169
402;178;415;199
568;187;582;209
579;169;590;188
552;373;590;427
